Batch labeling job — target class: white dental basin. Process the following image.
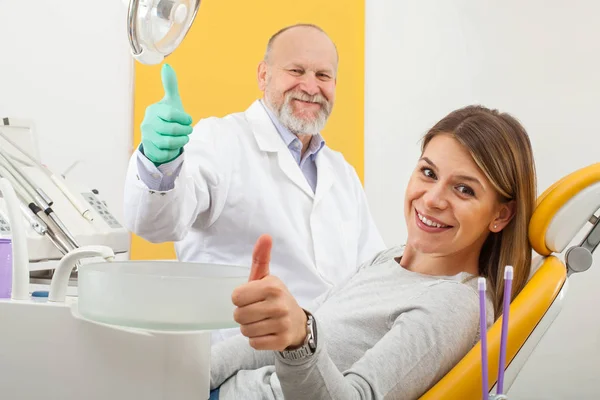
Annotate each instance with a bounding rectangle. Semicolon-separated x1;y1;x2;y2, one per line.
0;175;229;399
77;261;249;332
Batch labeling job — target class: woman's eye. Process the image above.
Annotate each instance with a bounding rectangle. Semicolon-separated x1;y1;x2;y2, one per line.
457;185;475;197
420;167;436;179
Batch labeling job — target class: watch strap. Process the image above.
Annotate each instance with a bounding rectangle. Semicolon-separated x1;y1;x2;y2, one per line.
279;310;317;361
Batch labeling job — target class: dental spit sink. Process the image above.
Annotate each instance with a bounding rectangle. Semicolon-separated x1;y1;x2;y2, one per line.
76;261;249;332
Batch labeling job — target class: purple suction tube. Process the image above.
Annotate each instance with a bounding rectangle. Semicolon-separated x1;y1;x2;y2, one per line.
478;277;488;400
497;265;514;395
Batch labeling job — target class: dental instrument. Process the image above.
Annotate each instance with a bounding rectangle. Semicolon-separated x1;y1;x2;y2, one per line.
0;149;79;250
478;277;489;400
0;166;47;235
497;265;513;395
0;163;72;255
17;201;48;236
0;122;93;221
0;149;52;210
0;166;56;242
0;117;129;271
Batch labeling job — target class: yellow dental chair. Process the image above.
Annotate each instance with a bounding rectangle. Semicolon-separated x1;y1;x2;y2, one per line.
420;162;600;400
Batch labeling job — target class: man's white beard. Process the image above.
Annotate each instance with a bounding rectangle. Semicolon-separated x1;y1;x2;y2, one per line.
274;90;332;136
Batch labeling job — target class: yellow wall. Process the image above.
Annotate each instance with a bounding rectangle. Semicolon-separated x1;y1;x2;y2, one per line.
131;0;365;260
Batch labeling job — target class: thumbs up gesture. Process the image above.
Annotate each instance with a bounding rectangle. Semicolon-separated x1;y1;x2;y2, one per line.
140;64;194;166
232;235;309;351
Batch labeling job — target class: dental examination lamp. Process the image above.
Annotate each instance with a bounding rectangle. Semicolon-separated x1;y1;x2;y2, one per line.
126;0;201;65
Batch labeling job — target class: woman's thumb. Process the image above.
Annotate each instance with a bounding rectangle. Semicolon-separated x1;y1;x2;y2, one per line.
248;234;272;281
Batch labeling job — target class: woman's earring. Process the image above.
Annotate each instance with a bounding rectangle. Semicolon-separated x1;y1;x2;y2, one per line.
494;224;498;230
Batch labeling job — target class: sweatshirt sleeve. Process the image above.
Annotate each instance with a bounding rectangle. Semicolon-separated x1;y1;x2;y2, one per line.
210;334;275;390
274;281;481;400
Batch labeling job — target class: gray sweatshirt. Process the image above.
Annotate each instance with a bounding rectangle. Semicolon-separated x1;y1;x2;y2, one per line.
210;246;494;399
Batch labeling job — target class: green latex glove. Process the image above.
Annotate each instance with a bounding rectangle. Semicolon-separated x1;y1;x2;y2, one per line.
141;64;194;166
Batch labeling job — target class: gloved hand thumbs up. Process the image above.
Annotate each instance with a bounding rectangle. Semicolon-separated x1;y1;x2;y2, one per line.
160;63;184;111
140;63;194;166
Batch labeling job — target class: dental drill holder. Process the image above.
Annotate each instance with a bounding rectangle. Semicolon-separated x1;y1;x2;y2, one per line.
0;119;129;271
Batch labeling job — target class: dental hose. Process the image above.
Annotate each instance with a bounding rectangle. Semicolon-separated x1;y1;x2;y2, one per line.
0;151;78;251
0;128;93;221
0;164;73;255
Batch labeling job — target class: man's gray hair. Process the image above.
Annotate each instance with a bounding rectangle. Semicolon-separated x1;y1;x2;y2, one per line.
263;23;339;64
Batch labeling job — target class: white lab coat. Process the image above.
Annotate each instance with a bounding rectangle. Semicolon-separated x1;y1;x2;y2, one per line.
123;100;386;338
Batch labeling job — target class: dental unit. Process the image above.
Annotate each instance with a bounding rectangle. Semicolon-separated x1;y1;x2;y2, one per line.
0;119;248;400
0;4;243;399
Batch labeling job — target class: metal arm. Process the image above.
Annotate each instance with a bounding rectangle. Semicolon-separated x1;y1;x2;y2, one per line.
566;211;600;275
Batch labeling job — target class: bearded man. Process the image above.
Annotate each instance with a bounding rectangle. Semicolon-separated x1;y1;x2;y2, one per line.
123;23;386;344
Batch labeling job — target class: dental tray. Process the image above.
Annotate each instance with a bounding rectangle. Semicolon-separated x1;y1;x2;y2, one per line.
76;261;248;332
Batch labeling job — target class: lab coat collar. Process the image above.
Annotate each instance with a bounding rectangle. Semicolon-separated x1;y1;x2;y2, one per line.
259;99;299;148
258;99;326;161
244;100;287;153
245;100;315;198
244;100;334;202
245;100;326;155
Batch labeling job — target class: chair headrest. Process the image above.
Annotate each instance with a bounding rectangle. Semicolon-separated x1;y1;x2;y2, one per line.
529;163;600;256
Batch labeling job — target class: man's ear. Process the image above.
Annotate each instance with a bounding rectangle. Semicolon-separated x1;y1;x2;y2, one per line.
257;61;268;91
490;201;516;233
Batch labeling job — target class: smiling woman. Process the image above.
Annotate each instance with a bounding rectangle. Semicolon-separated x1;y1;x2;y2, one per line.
404;136;514;275
404;106;537;316
208;105;538;400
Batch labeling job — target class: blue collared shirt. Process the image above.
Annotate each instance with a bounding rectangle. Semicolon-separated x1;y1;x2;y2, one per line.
259;100;325;193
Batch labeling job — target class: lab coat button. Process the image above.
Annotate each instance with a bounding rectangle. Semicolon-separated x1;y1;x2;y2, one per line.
152;173;160;179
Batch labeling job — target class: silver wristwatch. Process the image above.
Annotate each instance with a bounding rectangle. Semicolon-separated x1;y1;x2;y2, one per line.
279;310;317;361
